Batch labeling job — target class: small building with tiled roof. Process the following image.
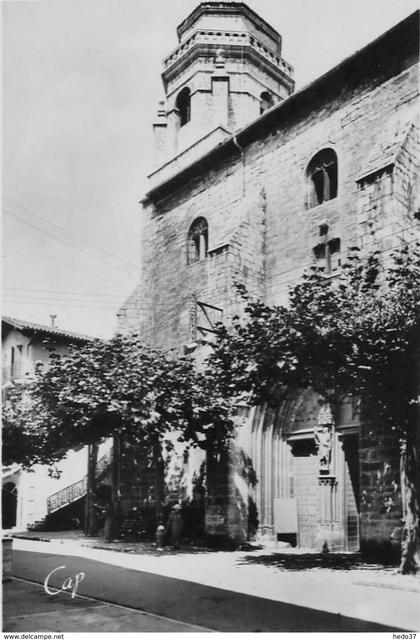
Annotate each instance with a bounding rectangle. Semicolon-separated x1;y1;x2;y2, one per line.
2;316;101;532
2;315;93;386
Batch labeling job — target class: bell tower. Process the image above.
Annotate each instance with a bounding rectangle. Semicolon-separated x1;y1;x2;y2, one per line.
150;2;294;178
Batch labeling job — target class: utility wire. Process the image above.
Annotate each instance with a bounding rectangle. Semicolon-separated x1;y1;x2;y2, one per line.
3;207;130;274
3;295;125;304
4;218;419;312
3;287;128;299
2;298;164;311
3;300;132;310
3;197;140;270
3;201;140;274
5;229;419;311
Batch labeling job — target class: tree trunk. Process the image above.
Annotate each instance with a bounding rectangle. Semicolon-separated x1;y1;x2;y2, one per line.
152;435;165;521
111;432;120;506
85;443;99;536
399;428;420;574
109;431;121;539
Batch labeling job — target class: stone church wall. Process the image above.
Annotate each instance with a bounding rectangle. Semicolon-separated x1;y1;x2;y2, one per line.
118;12;419;550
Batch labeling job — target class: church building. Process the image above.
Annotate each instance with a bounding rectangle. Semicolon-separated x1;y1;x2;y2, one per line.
118;3;419;552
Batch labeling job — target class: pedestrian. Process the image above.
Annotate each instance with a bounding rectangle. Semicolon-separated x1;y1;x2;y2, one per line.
166;504;183;549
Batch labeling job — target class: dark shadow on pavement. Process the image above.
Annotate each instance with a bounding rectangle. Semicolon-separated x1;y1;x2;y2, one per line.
237;552;396;572
13;531;256;556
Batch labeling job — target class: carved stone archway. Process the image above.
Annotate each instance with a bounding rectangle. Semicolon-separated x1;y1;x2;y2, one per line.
250;393;360;551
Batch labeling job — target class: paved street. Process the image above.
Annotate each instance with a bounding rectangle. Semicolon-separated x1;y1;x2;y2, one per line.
4;540;419;633
3;578;208;633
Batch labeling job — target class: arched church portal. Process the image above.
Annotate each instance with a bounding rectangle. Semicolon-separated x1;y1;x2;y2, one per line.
250;393;359;552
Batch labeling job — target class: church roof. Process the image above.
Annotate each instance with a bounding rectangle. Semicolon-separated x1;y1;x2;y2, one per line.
145;10;419;204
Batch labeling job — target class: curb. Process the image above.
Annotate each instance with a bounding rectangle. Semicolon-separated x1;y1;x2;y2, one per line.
12;535;52;543
353;578;420;593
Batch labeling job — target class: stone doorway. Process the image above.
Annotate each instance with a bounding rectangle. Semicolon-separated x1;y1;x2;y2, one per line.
2;482;17;529
250;403;360;551
287;431;360;551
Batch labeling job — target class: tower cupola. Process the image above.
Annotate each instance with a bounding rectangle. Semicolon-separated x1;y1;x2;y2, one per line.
150;2;294;184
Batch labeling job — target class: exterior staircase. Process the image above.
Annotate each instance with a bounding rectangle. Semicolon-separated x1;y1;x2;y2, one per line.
46;448;112;514
47;476;88;514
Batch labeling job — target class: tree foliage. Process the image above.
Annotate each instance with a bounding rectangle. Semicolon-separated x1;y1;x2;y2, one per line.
210;245;420;409
208;244;420;573
3;334;235;468
2;382;64;468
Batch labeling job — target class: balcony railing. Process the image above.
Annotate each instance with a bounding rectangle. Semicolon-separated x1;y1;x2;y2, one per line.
47;476;88;513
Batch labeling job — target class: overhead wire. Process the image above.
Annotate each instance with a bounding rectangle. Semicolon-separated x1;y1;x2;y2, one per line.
3;197;141;269
3;199;140;274
4;228;419;307
3;207;128;275
3;195;419;314
2;286;127;298
2;296;168;311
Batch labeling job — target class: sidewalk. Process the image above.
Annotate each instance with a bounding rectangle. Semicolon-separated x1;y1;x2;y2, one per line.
9;531;420;631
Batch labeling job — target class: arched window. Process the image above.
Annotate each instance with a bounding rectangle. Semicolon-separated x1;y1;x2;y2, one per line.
260;91;274;114
187;217;208;264
176;87;191;127
306;149;338;208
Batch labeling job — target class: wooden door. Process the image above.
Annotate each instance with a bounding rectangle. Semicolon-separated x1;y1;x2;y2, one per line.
292;444;319;549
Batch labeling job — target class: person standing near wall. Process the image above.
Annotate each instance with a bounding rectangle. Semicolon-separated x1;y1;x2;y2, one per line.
167;504;183;549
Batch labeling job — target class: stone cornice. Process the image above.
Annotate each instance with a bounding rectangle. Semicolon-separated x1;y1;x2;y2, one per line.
162;37;293;92
176;2;282;50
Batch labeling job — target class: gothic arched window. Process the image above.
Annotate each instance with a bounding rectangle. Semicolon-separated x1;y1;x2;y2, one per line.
260;91;274;114
176;87;191;127
306;149;338;208
187;217;208;264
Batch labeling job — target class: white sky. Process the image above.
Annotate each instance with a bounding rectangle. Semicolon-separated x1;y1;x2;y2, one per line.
2;0;419;338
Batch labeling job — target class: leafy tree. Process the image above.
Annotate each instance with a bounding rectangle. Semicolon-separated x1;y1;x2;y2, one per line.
2;382;64;469
208;244;420;573
3;334;235;535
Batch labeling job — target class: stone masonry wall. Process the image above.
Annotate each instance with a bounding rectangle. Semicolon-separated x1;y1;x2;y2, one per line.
118;32;419;543
119;64;418;343
359;421;402;553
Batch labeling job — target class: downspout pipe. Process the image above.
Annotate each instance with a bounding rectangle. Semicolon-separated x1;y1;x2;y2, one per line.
233;135;246;197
